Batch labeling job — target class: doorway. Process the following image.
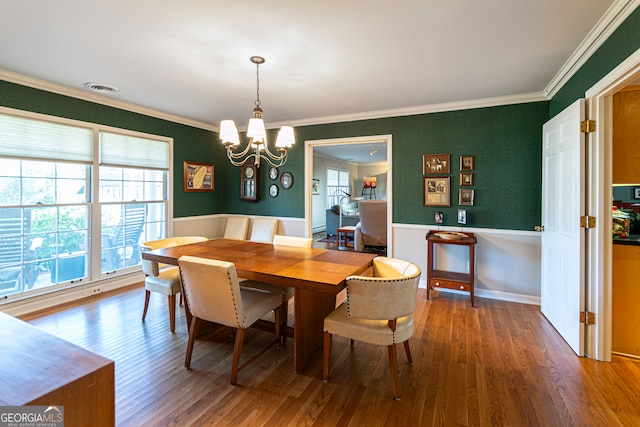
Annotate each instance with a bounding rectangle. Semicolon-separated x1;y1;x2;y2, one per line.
304;135;393;255
585;47;640;361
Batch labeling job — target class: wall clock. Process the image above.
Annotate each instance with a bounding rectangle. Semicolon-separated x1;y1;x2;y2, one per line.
269;184;279;198
240;163;259;202
269;167;278;180
280;172;293;189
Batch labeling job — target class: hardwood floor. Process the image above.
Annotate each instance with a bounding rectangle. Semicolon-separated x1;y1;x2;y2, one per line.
19;284;640;426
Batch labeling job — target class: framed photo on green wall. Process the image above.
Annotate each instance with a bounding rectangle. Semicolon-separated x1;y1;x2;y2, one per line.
459;188;475;206
460;155;474;171
424;176;450;207
423;154;450;174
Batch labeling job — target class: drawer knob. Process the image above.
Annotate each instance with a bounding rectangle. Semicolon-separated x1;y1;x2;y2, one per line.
435;282;440;287
460;285;464;290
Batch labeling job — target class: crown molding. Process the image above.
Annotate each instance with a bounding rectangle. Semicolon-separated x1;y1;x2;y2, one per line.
0;69;216;131
545;0;640;98
266;92;548;130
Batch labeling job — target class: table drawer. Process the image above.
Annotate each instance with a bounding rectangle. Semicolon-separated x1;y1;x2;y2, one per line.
429;278;470;292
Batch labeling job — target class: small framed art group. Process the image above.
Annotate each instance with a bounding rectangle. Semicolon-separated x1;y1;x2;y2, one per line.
423;153;476;210
458;155;475;206
423;154;450;207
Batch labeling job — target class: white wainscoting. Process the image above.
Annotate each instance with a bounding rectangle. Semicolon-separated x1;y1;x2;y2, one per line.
173;214;307;239
392;224;541;305
1;215;540;316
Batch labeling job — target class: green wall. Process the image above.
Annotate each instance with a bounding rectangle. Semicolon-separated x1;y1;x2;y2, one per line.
3;6;639;231
550;7;640;117
244;102;548;231
0;80;223;217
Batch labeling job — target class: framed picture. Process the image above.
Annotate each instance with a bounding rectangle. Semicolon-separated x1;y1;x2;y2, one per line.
434;212;444;224
634;187;640;199
460;172;474;186
460;155;474;171
423;154;450;175
459;188;475;206
184;161;214;192
423;176;450;207
458;209;467;225
312;179;320;195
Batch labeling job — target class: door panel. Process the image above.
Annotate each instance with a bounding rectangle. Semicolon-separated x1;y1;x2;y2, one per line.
541;99;585;355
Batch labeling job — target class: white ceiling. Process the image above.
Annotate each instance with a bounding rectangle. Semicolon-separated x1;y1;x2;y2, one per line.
0;0;629;132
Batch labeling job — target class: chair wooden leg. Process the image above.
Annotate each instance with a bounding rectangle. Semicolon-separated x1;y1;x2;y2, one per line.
168;294;177;333
403;340;413;365
184;317;201;369
281;298;289;344
388;344;402;400
323;331;332;382
142;290;151;321
273;306;281;349
231;328;246;385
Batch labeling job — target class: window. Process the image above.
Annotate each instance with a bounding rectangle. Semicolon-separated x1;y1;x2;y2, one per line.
326;168;350;208
0;109;171;300
99;167;167;274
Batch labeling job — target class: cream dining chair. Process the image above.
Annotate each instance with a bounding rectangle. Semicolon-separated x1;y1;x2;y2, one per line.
223;216;250;240
177;256;282;385
249;218;278;243
240;234;312;343
323;256;421;400
139;236;208;332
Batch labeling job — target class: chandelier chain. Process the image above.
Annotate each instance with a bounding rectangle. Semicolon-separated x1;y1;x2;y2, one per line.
255;61;261;108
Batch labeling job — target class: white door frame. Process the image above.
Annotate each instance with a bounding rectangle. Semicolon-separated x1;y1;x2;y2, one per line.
585;47;640;361
304;135;393;256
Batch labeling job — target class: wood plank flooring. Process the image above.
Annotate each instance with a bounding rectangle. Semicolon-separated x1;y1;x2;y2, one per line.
19;284;640;426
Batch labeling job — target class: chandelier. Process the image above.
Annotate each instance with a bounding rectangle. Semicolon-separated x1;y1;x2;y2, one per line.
219;56;295;168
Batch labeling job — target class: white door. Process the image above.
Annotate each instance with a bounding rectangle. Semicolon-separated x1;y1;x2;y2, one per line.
540;99;586;355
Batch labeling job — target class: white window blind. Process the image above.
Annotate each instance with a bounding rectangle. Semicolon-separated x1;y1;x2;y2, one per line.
100;131;170;169
0;112;93;162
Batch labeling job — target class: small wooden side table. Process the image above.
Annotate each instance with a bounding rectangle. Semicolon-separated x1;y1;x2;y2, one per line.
336;226;356;249
426;230;477;306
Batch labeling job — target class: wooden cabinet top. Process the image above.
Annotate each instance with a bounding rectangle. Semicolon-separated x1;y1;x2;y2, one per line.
426;230;476;245
0;311;114;406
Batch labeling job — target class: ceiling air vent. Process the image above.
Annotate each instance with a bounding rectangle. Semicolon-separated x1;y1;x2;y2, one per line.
84;82;119;94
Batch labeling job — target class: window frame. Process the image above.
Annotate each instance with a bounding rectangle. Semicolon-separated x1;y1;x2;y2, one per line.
0;106;173;301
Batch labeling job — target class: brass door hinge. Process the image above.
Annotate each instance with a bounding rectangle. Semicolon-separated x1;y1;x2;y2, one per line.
580;215;596;228
535;226;545;232
581;120;596;133
580;311;595;325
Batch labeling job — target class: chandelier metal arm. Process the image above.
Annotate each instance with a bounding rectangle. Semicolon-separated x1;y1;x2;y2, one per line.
225;140;289;168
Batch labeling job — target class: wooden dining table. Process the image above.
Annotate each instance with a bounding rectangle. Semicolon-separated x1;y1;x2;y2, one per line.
141;238;378;373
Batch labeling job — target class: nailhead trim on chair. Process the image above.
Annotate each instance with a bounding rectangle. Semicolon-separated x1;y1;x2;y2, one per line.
226;270;243;328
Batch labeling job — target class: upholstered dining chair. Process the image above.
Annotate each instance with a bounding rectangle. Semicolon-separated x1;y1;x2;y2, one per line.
240;234;312;343
354;200;387;253
139;236;208;332
223;216;250;240
177;256;282;385
249;218;278;243
323;256;421;400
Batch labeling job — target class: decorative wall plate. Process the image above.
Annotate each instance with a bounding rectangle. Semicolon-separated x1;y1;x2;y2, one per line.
269;184;279;198
269;167;278;180
280;172;293;189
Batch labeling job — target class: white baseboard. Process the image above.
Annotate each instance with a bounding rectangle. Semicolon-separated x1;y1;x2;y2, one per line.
1;273;144;317
418;279;540;306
